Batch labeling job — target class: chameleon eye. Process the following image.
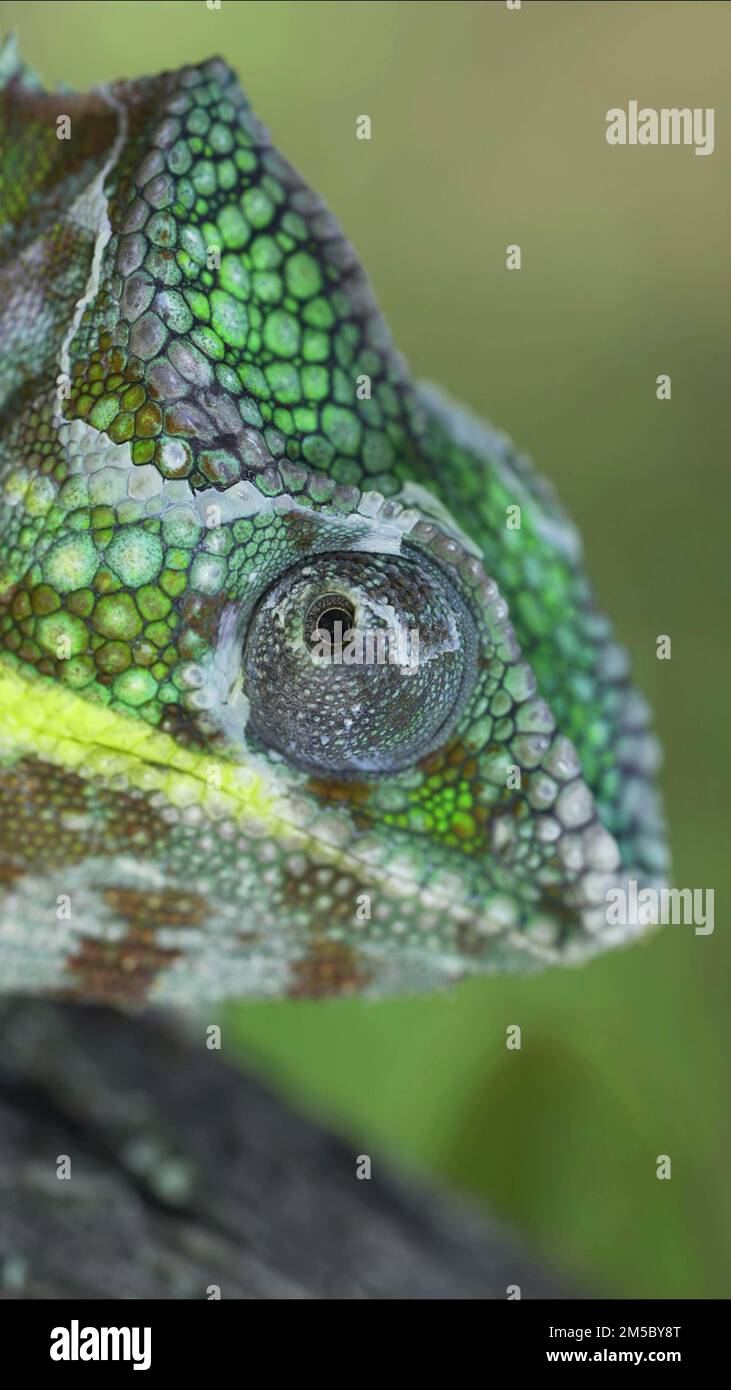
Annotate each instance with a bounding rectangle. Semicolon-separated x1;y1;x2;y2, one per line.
242;551;478;776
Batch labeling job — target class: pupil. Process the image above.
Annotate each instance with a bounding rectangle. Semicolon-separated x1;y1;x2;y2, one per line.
317;606;354;639
305;592;355;647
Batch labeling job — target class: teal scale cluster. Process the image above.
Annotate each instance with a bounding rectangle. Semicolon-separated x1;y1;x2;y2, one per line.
63;58;424;499
407;402;663;877
1;491;303;733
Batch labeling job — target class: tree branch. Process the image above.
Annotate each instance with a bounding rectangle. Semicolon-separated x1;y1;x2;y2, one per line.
0;998;570;1298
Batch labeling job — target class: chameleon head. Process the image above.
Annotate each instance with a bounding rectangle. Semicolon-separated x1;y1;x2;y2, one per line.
0;46;669;1006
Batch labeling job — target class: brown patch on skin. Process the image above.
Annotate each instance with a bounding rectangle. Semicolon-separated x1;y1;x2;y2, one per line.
181;591;227;641
98;886;208;929
278;856;374;999
305;768;373;832
158;702;210;748
62;931;182;1009
59;886;212;1006
0;757;205;1005
418;735;469;778
288;937;372;1001
0;761;99;869
59;886;211;1006
0;757;172;870
282;510;320;553
306;775;371;805
0;860;25;886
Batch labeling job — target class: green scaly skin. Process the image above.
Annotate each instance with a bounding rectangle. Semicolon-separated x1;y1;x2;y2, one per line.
0;42;668;1007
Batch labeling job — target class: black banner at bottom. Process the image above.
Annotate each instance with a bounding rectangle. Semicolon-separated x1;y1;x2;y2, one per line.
0;1298;726;1373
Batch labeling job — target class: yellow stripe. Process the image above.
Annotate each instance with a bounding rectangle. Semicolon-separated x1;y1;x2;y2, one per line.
0;660;289;834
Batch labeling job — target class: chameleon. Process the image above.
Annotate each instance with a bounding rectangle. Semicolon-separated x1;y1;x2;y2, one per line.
0;39;668;1009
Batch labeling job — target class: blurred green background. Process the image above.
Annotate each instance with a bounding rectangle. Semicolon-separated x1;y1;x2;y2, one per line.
5;0;728;1296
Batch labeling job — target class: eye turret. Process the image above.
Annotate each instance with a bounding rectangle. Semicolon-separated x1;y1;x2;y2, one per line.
242;550;477;777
